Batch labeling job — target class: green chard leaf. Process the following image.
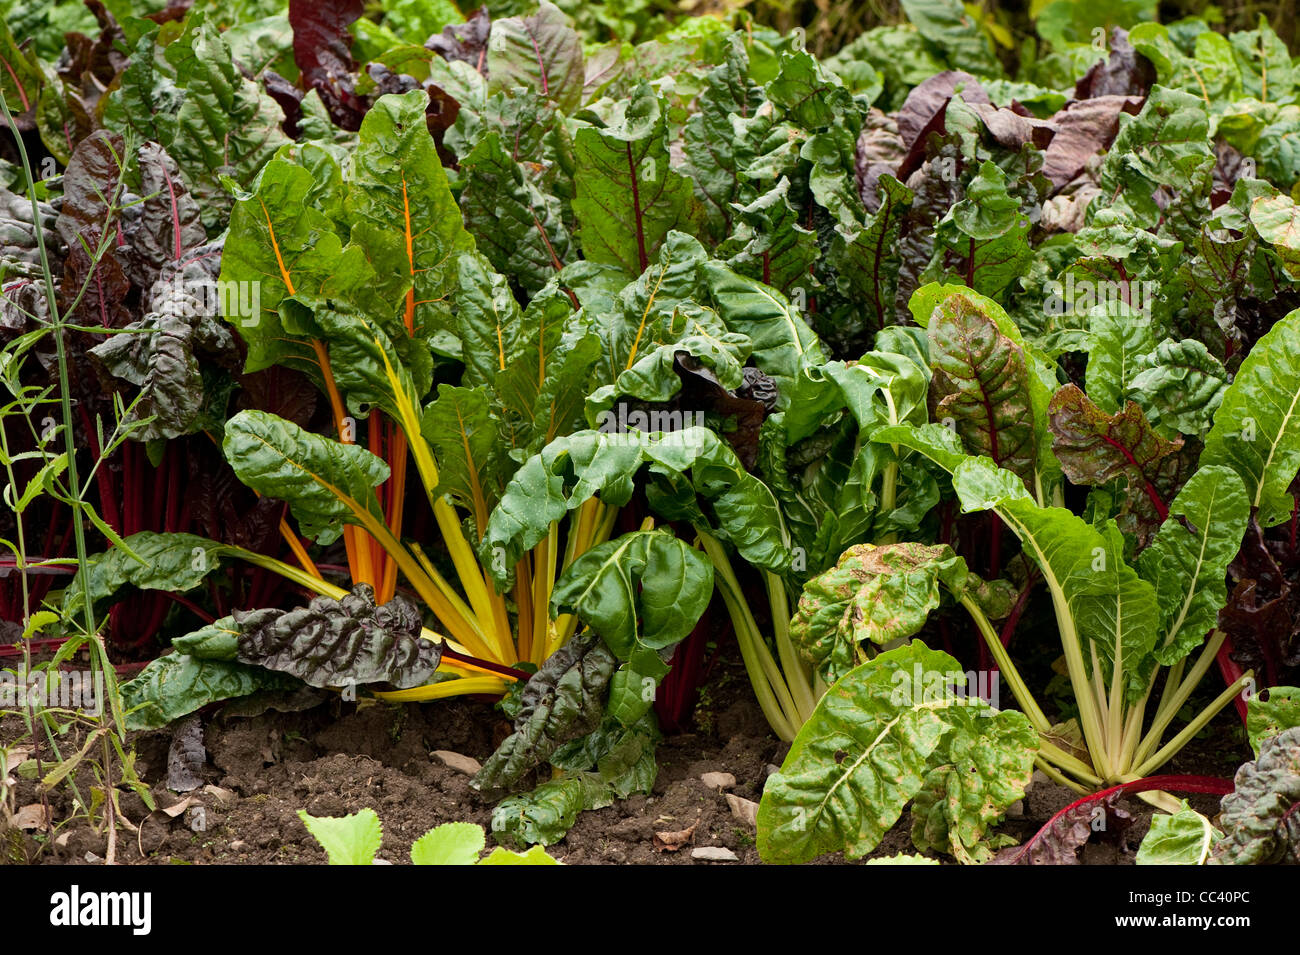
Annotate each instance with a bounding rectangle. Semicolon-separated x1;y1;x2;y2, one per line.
1202;307;1300;526
484;428;789;588
926;160;1032;299
486;1;584;113
222;410;389;545
1137;802;1221;865
1137;466;1249;666
122;654;301;732
551;531;713;727
572;83;698;277
345;89;475;341
757;641;1036;864
1246;687;1300;757
459;130;573;294
163;14;291;230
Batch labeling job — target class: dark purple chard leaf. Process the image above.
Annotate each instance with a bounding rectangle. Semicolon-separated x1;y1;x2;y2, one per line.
855;107;906;213
427;6;491;74
1048;385;1182;542
55;130;132;330
117;141;208;287
1073;28;1155;100
91;239;240;441
222;584;442;690
0;188;61;281
991;790;1132;865
896;143;965;321
1211;726;1300;865
676;362;776;471
289;0;368;130
473;631;617;800
965;103;1054;154
895;70;990;156
187;453;285;557
166;714;205;793
262;69;305;138
486;0;583;113
926;291;1040;489
1041;95;1143;191
1219;516;1300;689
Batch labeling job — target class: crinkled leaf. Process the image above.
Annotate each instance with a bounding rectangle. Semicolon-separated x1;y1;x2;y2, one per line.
756;641;1036;864
791;542;971;684
298;808;382;865
195;584;441;690
1211;726;1300;865
164;14;291;231
1129;339;1229;438
910;706;1038;864
473;632;617;799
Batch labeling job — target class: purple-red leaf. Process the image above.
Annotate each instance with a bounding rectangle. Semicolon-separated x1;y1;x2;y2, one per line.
289;0;368;130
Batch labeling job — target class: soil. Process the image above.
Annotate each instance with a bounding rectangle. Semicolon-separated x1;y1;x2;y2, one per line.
0;657;1250;866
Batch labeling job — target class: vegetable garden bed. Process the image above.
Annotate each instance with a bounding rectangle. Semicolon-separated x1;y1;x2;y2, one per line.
3;0;1300;869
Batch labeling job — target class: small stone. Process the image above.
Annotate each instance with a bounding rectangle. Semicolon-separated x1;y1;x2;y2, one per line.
726;794;759;827
1006;800;1024;819
373;858;394;865
230;840;247;850
700;771;736;790
432;750;482;775
765;763;781;777
691;846;739;862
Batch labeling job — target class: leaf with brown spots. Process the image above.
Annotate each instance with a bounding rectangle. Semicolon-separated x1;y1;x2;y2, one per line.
1048;384;1182;543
